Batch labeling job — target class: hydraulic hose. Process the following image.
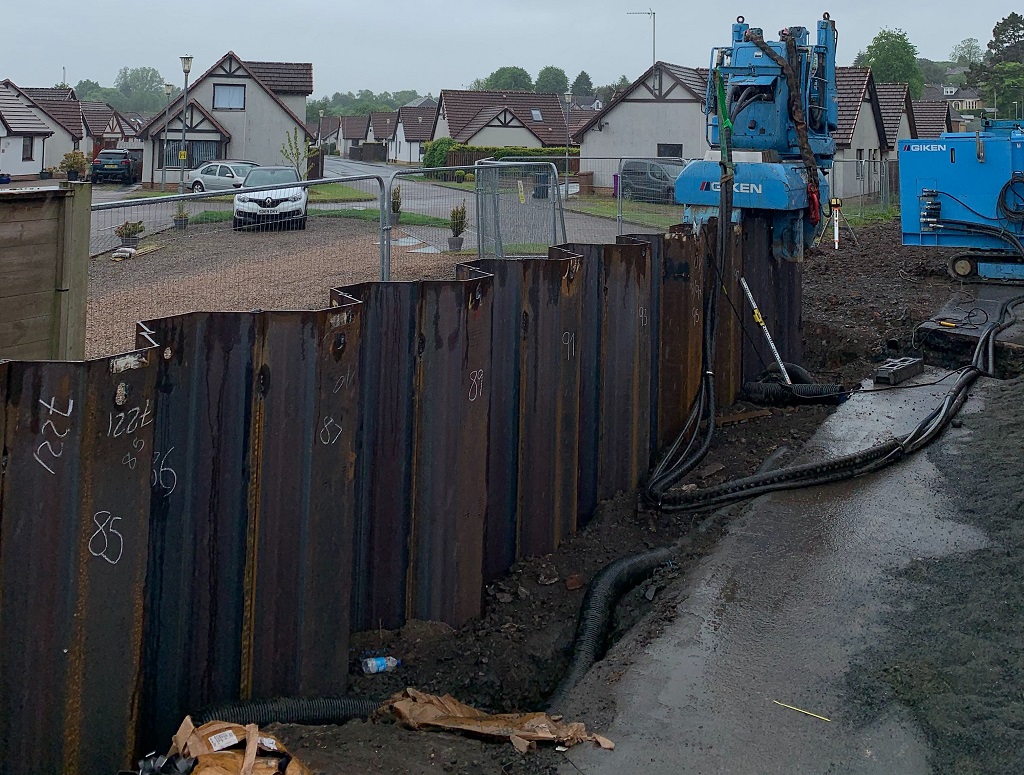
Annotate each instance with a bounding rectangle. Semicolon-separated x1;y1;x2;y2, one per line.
193;696;382;727
547;545;676;712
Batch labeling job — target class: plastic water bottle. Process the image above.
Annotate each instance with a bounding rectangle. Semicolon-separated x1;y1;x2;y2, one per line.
361;656;401;674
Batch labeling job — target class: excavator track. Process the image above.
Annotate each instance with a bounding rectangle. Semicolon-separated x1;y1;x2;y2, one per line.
947;252;1024;284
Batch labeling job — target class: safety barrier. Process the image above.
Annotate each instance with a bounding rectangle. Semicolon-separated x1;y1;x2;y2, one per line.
0;218;799;773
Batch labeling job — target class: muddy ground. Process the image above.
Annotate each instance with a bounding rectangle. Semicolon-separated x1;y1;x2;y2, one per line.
260;219;972;774
845;376;1024;774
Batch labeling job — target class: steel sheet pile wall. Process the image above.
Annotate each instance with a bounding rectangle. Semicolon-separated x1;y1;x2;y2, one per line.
0;349;158;774
0;220;800;773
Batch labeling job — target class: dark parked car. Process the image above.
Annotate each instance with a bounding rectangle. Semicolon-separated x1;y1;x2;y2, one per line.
619;160;686;204
91;149;142;185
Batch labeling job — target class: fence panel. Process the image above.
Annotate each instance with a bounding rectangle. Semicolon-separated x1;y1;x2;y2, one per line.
0;349;158;775
88;176;384;358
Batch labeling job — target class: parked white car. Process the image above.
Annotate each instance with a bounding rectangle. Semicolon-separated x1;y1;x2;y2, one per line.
187;160;258;192
232;167;308;230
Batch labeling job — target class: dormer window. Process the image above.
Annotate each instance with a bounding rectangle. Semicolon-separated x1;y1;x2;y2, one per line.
531;109;543;121
943;86;956;97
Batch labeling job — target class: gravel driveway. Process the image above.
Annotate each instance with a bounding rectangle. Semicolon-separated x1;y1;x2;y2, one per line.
86;217;456;358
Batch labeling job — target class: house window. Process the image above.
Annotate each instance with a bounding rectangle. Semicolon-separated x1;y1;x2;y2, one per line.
657;143;683;158
531;109;543;121
855;148;865;179
213;84;245;110
22;136;33;161
160;139;221;168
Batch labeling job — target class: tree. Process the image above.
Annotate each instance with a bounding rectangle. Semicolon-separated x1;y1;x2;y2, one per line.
950;38;983;66
918;58;948;85
595;75;630;106
484;67;533;91
280;127;319;179
114;66;168;112
535;66;569;94
571;71;594;95
969;13;1024;116
853;51;868;67
861;29;924;98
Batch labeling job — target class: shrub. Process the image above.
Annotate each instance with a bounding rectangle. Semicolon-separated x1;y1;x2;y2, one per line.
450;200;467;237
423;136;458;168
114;220;144;238
454;169;466;183
391;185;402;213
465;172;475;182
59;150;88;174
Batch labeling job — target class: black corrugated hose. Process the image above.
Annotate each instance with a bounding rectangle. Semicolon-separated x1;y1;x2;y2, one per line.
547;545;676;712
193;696;382;727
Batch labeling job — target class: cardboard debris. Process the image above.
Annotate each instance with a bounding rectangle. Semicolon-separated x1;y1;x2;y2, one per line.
170;716;311;775
385;688;614;752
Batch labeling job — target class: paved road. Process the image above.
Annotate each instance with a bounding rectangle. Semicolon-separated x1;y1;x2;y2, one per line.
565;371;988;774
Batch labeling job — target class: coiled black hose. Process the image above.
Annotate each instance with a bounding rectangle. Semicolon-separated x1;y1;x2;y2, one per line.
193;696;382;727
743;381;845;406
547;545;676;712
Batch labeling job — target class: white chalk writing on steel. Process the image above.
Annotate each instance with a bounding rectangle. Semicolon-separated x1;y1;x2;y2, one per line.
33;397;74;475
563;331;576;361
107;400;153;438
319;417;343;446
88;511;124;565
151;448;178;496
469;369;485;402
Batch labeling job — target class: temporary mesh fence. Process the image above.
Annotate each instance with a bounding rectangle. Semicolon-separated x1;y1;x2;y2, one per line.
88;175;385;358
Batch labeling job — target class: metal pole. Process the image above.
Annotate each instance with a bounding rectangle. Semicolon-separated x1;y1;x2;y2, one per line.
564;91;571;193
178;56;192;195
627;9;656;66
160;85;171;192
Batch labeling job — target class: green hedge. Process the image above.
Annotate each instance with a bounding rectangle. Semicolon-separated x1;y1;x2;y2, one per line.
449;144;579;160
423;137;458;168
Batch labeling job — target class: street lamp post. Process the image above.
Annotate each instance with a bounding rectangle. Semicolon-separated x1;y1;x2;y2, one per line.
1014;101;1019;121
627;9;656;67
564;91;571;187
160;83;172;191
318;108;325;178
177;55;193;195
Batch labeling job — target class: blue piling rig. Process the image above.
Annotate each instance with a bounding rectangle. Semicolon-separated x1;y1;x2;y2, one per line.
899;120;1024;282
675;14;838;260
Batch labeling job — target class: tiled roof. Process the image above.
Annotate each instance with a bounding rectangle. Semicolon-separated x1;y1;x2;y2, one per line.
22;86;75;101
438;89;568;146
398;105;437;142
568;110;592;142
404;96;437;108
370;110;399;140
342;114;370;140
81;101;114;136
577;62;705;138
912;101;951;139
921;84;980;102
244;61;313;95
0;84;54;135
874;82;915;148
34;98;84;139
834;67;872;149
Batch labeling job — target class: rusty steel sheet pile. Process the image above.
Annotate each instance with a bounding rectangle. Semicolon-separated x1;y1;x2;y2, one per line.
0;221;802;772
0;349;159;774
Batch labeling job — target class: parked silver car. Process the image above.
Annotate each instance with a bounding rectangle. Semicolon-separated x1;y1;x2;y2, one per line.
186;160;259;192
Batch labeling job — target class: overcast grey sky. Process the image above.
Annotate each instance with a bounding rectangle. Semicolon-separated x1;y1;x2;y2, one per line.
5;1;1015;97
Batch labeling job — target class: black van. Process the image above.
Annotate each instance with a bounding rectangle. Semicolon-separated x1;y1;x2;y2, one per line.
620;159;687;204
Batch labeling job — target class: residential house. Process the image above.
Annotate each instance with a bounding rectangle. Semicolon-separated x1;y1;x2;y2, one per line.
394;105;436;164
830;67;887;201
82;102;142;157
922;84;982;118
404;95;437;109
912;101;953;139
340;115;370;156
317;115;342;149
136;52;313;187
576;62;708;190
1;80;83;169
0;83;53;177
368;111;398;159
432;89;569;149
874;82;917;152
571;95;603;111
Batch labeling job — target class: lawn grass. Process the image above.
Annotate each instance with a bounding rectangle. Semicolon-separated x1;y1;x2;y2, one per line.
125;182;374;203
567;195;682;230
843;205;900;227
404;174;477;191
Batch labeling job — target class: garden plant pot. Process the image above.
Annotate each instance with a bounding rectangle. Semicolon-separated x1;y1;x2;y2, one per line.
0;174;11;184
173;217;190;231
67;170;79;182
120;236;141;249
40;171;52;180
391;211;401;225
447;236;464;251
